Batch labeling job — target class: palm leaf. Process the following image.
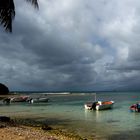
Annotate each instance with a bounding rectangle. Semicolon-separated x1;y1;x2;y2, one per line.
0;0;15;32
0;0;38;32
26;0;39;9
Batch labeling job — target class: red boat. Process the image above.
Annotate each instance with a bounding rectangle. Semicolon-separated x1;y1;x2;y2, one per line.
130;103;140;112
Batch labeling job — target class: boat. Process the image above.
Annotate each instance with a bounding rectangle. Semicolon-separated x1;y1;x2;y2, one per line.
10;96;29;102
95;101;114;110
84;93;114;110
28;97;49;103
84;101;114;110
130;103;140;112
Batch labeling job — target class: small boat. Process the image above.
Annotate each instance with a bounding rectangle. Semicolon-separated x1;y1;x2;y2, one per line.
130;103;140;112
29;97;49;103
84;101;114;110
84;93;114;110
95;101;114;110
10;96;29;102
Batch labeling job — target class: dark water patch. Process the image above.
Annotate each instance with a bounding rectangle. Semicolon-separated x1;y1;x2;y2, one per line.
12;116;75;127
106;119;120;123
61;102;84;106
109;128;140;140
136;124;140;127
43;118;76;126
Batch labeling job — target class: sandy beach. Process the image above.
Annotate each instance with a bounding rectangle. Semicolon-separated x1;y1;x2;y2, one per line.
0;125;57;140
0;118;84;140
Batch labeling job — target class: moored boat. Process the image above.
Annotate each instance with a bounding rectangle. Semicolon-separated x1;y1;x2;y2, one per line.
84;93;114;111
130;103;140;112
95;101;114;110
29;97;49;103
10;96;29;102
84;101;114;110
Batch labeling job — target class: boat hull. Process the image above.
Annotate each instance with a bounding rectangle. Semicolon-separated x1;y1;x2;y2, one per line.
85;101;114;111
10;96;29;102
29;98;49;103
130;104;140;112
96;101;114;110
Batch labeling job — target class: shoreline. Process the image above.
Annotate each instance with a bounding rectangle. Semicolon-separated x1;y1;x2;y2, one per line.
0;116;85;140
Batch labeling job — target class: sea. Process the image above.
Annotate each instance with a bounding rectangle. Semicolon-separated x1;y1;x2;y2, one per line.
1;91;140;140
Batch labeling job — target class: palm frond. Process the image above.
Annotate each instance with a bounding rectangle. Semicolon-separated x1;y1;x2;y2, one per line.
0;0;15;32
0;0;38;32
25;0;39;9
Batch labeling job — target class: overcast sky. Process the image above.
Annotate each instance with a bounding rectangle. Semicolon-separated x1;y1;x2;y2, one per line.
1;0;140;91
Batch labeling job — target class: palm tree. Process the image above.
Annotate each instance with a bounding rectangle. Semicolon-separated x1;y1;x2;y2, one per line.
0;0;38;32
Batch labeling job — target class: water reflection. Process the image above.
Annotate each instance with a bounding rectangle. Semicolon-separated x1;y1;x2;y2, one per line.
84;108;114;123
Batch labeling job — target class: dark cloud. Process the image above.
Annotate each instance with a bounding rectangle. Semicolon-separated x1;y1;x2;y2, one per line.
0;0;140;91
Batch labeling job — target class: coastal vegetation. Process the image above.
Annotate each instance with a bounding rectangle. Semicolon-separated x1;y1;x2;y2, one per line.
0;0;38;32
0;83;9;95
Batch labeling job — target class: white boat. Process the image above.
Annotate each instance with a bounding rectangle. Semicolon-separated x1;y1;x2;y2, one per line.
29;97;49;103
95;101;114;110
84;93;114;110
84;101;114;110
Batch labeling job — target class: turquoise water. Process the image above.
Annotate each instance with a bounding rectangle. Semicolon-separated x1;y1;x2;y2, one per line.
1;92;140;139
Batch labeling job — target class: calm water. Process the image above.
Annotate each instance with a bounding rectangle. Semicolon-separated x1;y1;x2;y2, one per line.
1;91;140;140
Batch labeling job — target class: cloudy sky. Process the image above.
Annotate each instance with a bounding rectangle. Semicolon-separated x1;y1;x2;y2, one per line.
0;0;140;91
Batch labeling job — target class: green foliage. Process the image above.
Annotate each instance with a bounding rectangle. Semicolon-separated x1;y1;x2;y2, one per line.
0;0;38;32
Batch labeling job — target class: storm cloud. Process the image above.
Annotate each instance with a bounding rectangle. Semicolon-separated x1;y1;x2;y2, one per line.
0;0;140;91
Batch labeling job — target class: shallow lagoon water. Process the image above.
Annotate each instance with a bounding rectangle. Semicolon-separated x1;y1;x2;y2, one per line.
1;92;140;139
